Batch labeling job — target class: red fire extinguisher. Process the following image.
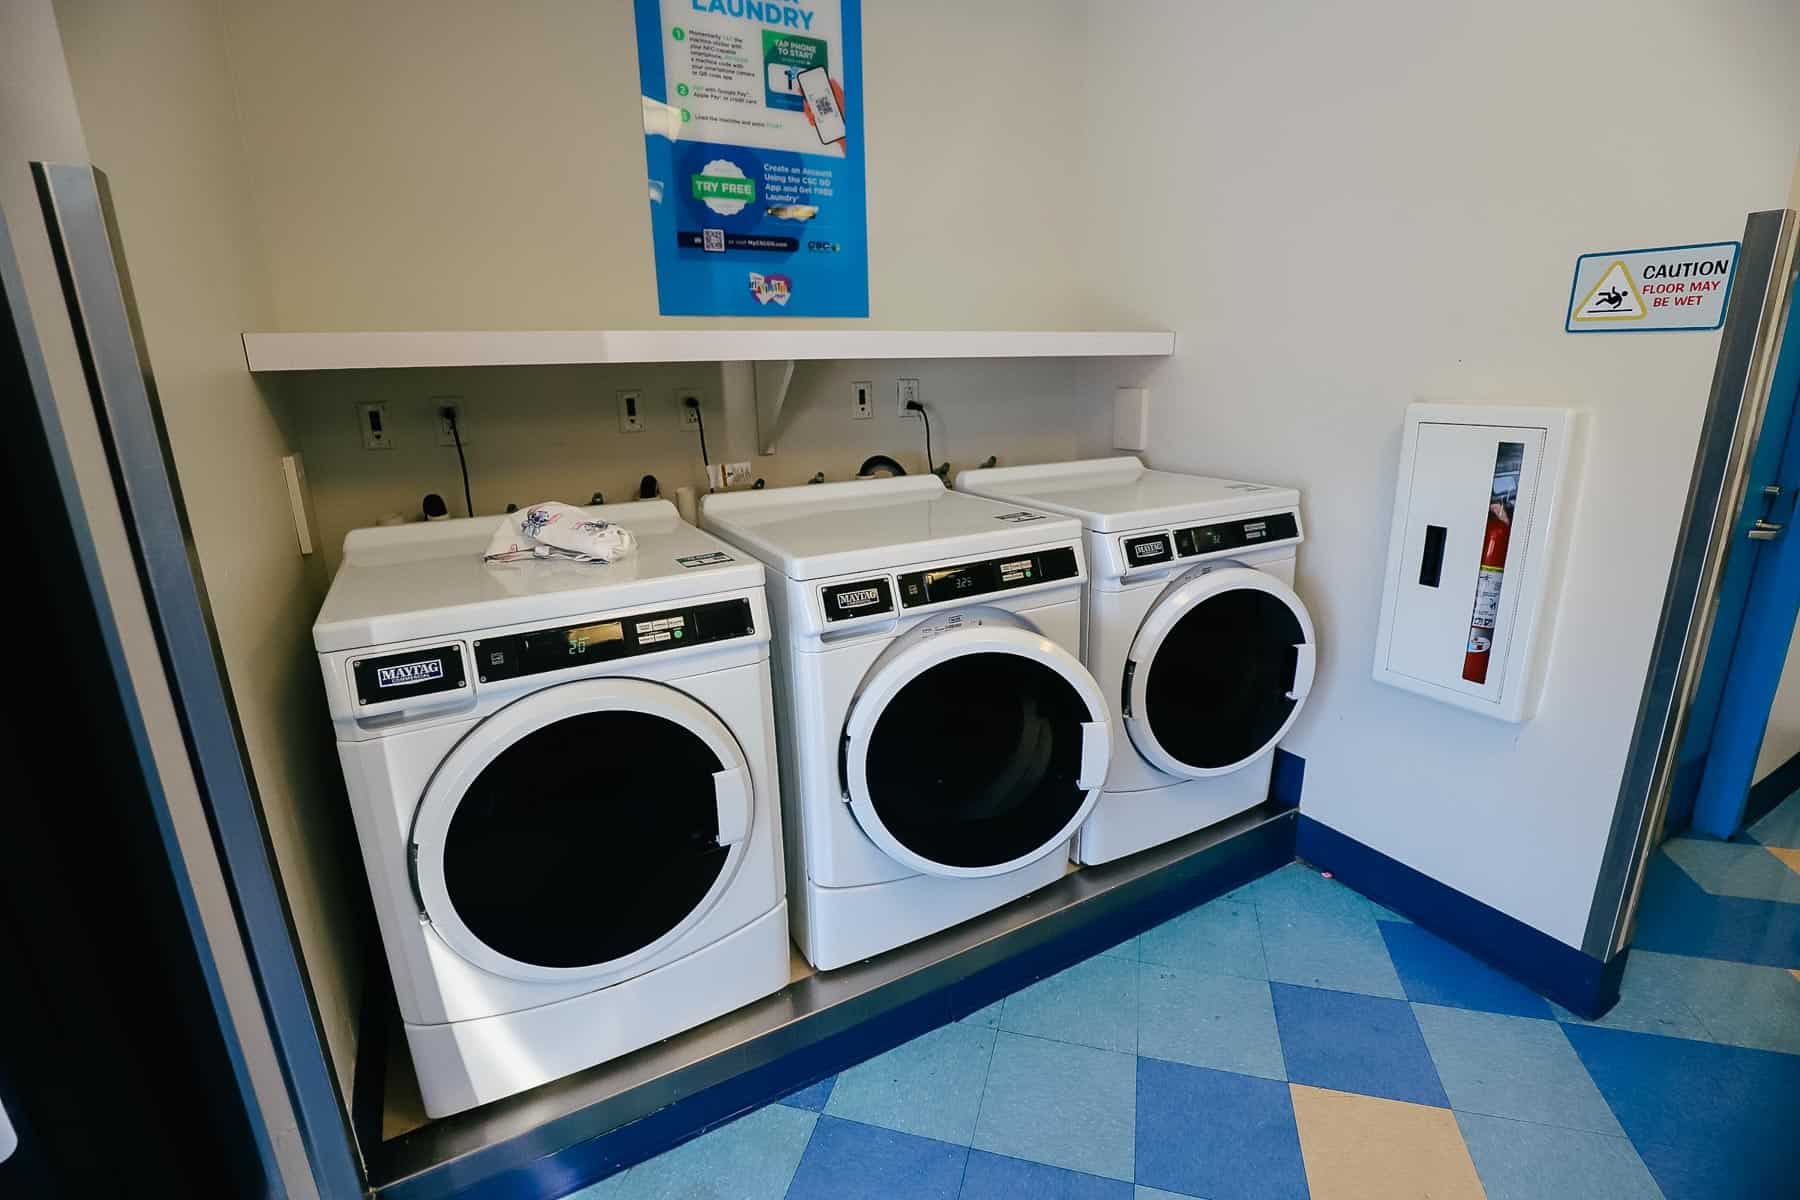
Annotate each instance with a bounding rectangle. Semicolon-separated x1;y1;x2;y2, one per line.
1462;504;1511;684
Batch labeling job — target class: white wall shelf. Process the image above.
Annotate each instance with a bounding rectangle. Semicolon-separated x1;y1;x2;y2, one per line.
239;328;1175;373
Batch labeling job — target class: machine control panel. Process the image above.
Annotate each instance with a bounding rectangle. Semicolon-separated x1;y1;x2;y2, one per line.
896;547;1079;608
474;598;755;683
1122;533;1174;568
821;578;896;622
1173;511;1300;558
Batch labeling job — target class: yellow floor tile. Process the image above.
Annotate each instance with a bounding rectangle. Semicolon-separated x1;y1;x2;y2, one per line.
1790;969;1800;986
1767;845;1800;876
1289;1084;1485;1200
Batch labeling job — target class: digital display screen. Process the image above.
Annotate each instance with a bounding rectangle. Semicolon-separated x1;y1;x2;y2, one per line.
565;622;624;655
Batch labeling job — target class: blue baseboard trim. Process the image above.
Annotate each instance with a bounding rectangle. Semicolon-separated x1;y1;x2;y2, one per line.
1269;748;1304;811
1294;815;1624;1020
1743;749;1800;834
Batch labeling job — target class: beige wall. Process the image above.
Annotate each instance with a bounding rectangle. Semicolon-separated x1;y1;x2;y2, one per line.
1081;0;1800;947
55;0;365;1114
219;0;1095;332
290;357;1110;574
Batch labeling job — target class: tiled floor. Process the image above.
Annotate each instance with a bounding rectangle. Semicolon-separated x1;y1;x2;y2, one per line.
574;793;1800;1199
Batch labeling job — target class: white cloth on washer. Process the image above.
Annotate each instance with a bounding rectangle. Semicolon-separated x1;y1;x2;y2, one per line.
483;502;637;564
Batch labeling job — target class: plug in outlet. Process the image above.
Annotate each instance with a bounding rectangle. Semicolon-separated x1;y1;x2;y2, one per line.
434;399;466;447
677;390;703;430
357;402;392;450
851;380;873;420
618;389;645;433
897;378;921;418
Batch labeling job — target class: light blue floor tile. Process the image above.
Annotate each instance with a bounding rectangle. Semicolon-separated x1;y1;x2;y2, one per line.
1237;862;1379;923
786;1115;966;1200
1412;1004;1623;1135
1456;1111;1661;1199
1370;901;1413;923
1748;790;1800;848
1260;905;1406;999
1139;963;1285;1080
1097;934;1141;961
1138;896;1267;980
959;1149;1134;1199
961;1000;1005;1028
999;954;1139;1054
1663;836;1800;902
1618;949;1800;1055
1550;950;1711;1041
779;1074;836;1111
1134;1189;1201;1200
972;1031;1136;1181
825;1020;996;1144
569;1103;816;1199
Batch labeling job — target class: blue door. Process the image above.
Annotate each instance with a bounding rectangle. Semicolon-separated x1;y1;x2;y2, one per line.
1676;286;1800;838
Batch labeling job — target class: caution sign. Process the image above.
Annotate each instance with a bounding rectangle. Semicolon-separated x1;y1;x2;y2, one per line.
1565;241;1738;333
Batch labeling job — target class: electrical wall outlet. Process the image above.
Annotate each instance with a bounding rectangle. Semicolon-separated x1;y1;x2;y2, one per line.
723;461;754;487
433;398;465;447
677;389;703;430
357;402;392;450
618;389;645;433
897;377;921;417
852;380;873;420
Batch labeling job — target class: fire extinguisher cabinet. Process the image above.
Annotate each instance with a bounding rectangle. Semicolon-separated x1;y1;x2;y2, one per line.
1373;403;1580;722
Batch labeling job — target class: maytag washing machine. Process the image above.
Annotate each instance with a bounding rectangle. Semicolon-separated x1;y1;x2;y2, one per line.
958;457;1316;864
313;500;788;1116
702;476;1113;969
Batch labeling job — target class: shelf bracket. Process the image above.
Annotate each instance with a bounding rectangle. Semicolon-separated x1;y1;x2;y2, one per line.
755;359;796;454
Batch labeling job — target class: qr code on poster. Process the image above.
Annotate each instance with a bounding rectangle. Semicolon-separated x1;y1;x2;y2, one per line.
702;228;725;253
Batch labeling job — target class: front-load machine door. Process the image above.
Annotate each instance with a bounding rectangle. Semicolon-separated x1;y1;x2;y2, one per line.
408;678;754;983
841;615;1111;879
1123;564;1316;779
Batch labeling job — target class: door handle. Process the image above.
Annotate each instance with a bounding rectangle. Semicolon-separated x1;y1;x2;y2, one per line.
1077;721;1110;790
712;767;751;846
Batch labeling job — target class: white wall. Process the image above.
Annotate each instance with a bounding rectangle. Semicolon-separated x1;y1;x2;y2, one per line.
218;0;1097;332
1081;0;1800;948
55;0;365;1110
288;358;1109;574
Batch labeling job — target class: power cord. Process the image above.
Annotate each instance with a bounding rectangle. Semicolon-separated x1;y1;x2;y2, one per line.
443;406;473;517
906;399;942;478
687;396;712;490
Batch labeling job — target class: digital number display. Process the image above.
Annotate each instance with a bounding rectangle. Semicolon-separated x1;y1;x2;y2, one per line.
565;621;624;655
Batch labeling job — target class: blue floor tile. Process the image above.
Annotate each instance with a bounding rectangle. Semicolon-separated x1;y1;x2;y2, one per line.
1138;963;1285;1080
1134;1058;1308;1200
1631;852;1800;968
785;1116;967;1200
1662;836;1800;902
972;1032;1136;1181
1564;1023;1800;1200
1549;950;1711;1041
1606;949;1800;1055
825;1020;996;1144
779;1074;837;1112
1133;1190;1200;1200
570;1103;816;1199
961;1000;1005;1028
1270;982;1445;1105
958;1149;1134;1199
1097;934;1141;961
1412;1004;1621;1135
1260;904;1406;999
1238;862;1380;924
1379;921;1553;1019
1455;1111;1661;1199
1748;789;1800;847
1137;895;1267;980
999;954;1139;1054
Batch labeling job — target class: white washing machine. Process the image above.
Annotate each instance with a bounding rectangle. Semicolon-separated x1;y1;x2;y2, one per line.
701;477;1114;970
313;500;789;1117
957;458;1316;865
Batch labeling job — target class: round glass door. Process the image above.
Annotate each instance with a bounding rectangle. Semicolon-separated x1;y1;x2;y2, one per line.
410;679;753;981
1125;566;1316;779
842;623;1110;878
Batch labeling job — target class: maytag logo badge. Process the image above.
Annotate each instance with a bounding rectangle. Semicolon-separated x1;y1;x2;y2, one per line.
837;587;881;609
377;660;444;688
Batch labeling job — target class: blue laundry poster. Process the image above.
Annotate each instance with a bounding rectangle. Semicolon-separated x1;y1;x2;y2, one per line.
634;0;869;317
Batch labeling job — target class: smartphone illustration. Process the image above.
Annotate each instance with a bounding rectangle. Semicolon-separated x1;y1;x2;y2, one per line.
797;67;845;145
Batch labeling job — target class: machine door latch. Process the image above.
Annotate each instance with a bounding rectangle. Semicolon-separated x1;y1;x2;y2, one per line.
1749;483;1786;540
